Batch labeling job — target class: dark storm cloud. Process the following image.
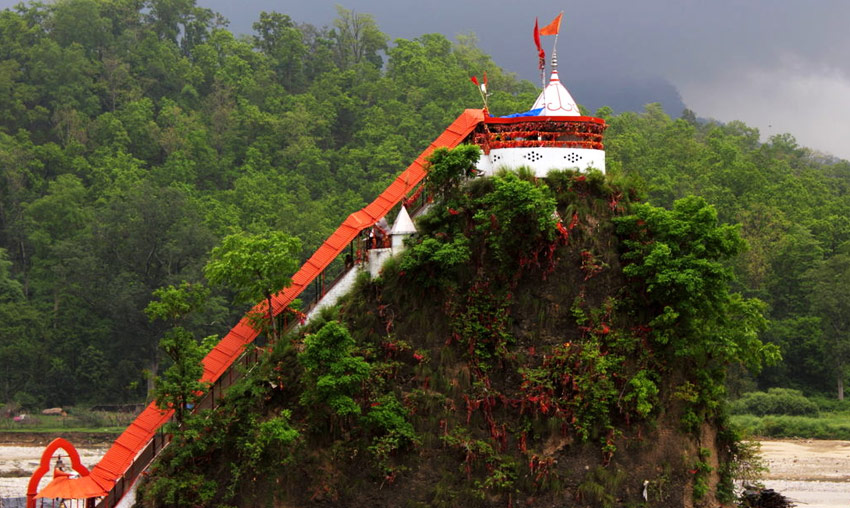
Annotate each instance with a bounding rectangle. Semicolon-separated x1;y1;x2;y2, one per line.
198;0;850;81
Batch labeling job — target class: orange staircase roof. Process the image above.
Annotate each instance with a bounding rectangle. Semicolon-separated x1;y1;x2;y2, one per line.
32;108;485;506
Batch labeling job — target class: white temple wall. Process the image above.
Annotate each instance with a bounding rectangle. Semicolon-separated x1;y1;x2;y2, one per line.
477;147;605;176
367;248;394;279
304;266;362;323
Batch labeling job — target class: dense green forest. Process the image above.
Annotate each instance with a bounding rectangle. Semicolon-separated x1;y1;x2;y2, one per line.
0;0;848;410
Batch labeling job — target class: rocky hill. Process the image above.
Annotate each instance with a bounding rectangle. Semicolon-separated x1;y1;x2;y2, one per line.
137;156;776;507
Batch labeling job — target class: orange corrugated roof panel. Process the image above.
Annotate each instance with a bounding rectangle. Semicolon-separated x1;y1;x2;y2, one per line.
215;336;243;357
114;432;145;452
229;322;257;342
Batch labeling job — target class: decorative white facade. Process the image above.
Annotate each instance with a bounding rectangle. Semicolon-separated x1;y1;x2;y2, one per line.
477;147;605;176
390;206;416;250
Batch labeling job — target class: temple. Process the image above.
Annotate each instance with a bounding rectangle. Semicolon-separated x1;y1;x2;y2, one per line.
473;50;607;176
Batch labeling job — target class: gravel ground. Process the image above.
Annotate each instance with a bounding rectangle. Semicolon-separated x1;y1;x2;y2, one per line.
763;480;850;508
760;440;850;481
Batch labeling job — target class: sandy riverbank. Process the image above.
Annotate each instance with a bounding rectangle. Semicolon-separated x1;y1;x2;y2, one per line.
757;440;850;508
2;438;850;503
759;439;850;482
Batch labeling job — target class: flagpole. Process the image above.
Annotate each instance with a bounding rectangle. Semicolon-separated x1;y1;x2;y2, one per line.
550;11;562;72
537;11;563;112
540;63;546;90
551;32;559;71
534;18;546;92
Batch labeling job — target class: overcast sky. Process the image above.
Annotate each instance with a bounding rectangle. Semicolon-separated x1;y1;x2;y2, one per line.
5;0;848;160
202;0;850;160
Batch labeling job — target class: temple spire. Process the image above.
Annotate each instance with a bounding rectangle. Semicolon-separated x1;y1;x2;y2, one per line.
531;42;579;116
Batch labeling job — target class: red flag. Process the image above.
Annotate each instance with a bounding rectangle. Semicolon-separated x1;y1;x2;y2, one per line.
470;75;479;86
533;18;545;70
539;13;563;36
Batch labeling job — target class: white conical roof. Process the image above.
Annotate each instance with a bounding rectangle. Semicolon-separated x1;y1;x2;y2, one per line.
531;69;581;116
390;206;417;235
531;69;580;116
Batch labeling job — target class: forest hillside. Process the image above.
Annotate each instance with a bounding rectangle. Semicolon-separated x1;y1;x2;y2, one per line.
0;0;848;416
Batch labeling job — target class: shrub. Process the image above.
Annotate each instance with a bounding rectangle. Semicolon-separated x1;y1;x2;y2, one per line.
364;394;417;445
729;388;818;416
473;172;557;268
365;394;419;477
399;236;470;289
810;395;850;413
239;410;300;465
730;414;850;440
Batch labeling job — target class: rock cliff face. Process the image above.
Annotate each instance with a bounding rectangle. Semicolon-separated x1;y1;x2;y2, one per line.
140;167;772;508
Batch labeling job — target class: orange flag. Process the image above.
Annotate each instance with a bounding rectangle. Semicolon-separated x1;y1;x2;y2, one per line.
539;13;563;36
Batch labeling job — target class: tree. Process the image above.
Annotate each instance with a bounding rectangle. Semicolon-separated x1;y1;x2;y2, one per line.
452;33;535;97
0;248;44;404
330;6;387;70
298;320;370;427
90;180;215;396
145;281;210;424
764;224;822;317
48;0;114;57
424;144;481;201
145;0;217;51
615;197;778;374
0;248;23;303
204;230;301;341
23;174;93;328
806;246;850;399
758;316;826;392
252;11;307;91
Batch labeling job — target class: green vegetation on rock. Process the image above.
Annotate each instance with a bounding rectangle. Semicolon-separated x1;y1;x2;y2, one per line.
137;160;776;506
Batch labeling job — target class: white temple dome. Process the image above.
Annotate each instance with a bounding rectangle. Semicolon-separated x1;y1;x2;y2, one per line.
390;206;416;236
531;69;580;116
